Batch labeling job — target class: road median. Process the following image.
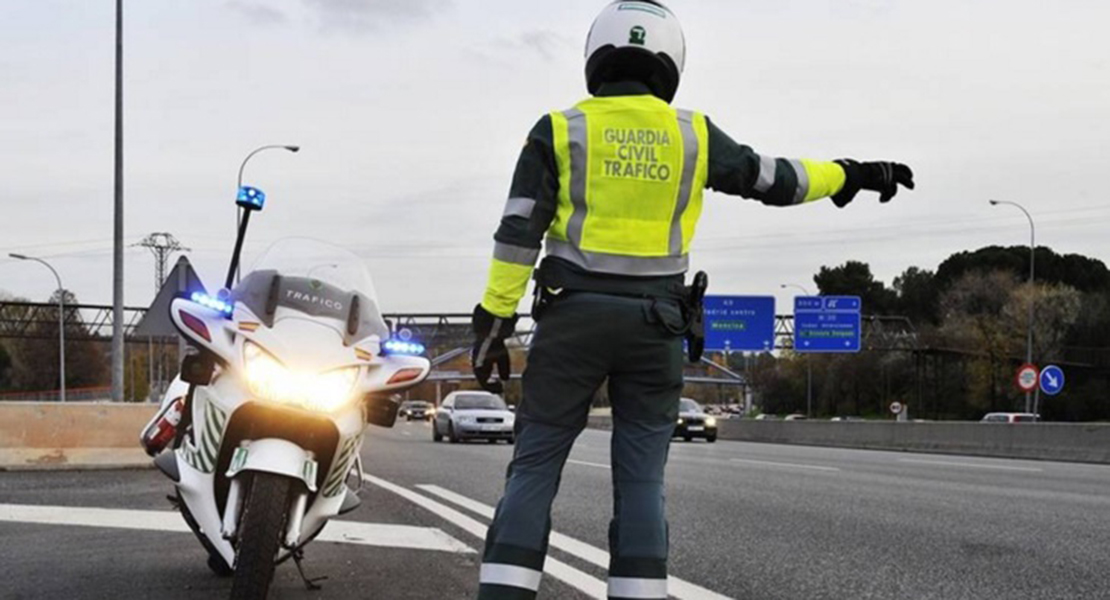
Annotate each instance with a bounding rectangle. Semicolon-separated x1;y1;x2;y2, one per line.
587;415;1110;464
0;402;156;470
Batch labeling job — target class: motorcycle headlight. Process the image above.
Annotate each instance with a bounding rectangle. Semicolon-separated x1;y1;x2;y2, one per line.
243;341;359;413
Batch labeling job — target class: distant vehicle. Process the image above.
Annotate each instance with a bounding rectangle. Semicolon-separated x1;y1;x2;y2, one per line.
754;413;778;421
784;414;808;421
674;398;717;443
433;391;515;444
400;400;433;421
830;416;865;422
980;412;1040;423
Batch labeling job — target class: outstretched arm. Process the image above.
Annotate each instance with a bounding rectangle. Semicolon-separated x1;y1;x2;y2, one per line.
705;118;913;207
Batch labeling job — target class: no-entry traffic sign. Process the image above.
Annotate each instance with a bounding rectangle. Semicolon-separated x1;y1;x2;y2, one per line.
1016;364;1039;392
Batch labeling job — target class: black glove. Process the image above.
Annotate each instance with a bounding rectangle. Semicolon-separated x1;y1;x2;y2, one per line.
471;304;519;394
830;159;915;208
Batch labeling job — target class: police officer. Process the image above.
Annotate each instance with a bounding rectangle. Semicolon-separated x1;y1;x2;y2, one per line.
470;2;914;598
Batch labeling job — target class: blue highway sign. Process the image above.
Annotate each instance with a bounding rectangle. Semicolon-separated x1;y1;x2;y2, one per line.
793;296;862;353
1039;365;1065;395
703;296;776;352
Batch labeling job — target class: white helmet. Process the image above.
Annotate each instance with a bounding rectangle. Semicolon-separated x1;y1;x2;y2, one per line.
584;1;686;102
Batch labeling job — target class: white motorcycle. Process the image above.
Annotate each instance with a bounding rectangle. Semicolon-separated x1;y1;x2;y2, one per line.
141;191;429;598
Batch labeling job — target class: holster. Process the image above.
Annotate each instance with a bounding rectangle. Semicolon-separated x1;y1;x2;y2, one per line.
683;271;709;363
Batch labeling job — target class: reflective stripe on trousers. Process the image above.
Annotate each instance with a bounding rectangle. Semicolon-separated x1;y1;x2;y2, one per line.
608;576;668;599
480;563;544;592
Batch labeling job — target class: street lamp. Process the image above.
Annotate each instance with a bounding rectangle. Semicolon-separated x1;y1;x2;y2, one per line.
10;253;65;403
237;144;300;192
989;199;1036;414
781;283;815;417
234;145;299;281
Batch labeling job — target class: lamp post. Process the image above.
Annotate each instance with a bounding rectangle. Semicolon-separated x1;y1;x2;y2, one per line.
234;145;299;282
782;283;814;417
989;200;1036;413
237;145;300;193
10;254;65;402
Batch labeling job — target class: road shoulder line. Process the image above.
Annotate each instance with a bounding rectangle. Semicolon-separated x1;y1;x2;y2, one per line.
363;473;608;598
415;484;733;600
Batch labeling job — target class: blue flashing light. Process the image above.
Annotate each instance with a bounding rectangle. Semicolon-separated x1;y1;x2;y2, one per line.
191;292;234;316
236;186;266;211
383;339;426;356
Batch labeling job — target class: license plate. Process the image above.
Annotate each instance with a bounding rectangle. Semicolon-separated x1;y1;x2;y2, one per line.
482;424;504;432
688;426;704;432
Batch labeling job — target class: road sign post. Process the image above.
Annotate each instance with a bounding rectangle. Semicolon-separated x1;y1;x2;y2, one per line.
703;296;776;352
793;296;862;353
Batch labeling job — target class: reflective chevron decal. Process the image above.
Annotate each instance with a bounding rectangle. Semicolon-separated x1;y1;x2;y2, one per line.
178;398;228;474
322;436;360;498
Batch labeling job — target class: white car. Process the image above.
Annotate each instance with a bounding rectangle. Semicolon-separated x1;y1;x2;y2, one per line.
980;412;1040;423
433;391;515;444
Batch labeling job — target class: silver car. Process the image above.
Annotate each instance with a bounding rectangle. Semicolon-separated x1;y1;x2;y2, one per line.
432;391;516;444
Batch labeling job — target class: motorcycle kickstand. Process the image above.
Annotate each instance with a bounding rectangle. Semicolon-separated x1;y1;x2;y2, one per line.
291;548;327;591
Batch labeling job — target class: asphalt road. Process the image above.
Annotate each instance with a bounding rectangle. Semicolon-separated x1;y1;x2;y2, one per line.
3;420;1109;599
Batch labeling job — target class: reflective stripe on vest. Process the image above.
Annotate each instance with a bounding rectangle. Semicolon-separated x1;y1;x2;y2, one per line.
548;97;708;277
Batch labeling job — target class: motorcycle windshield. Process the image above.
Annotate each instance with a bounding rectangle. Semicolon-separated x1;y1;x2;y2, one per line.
232;238;389;342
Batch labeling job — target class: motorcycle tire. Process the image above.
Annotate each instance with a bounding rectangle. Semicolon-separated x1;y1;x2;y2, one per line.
229;473;291;600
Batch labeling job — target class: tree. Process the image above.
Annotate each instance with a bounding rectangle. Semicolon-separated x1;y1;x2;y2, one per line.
6;289;106;393
938;271;1022;413
937;246;1110;293
893;267;939;326
1004;283;1082;364
0;342;12;389
814;261;897;315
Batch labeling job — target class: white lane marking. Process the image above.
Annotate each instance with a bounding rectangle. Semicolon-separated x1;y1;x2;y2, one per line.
316;521;474;553
416;485;733;600
729;458;841;472
567;459;610;470
363;474;608;599
0;504;189;533
402;431;412;436
898;458;1044;473
0;503;475;554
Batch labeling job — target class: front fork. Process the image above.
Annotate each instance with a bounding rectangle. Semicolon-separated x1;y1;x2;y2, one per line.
220;477;309;549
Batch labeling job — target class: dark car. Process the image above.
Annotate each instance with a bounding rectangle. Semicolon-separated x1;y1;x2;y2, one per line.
400;400;433;421
674;398;718;443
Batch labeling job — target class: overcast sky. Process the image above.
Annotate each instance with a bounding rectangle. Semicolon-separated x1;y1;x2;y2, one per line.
2;0;1108;315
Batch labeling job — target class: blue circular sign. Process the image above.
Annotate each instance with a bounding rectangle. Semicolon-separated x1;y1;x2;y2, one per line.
1039;365;1065;396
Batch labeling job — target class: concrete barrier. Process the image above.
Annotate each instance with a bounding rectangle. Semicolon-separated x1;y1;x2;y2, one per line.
587;416;1110;464
0;402;157;470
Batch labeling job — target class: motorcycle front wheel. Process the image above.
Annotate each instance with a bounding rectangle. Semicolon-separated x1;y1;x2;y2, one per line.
229;473;291;600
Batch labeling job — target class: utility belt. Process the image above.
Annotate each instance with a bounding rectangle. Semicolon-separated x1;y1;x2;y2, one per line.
532;259;708;363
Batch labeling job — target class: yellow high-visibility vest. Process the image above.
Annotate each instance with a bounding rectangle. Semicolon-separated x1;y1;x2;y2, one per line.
547;95;709;276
